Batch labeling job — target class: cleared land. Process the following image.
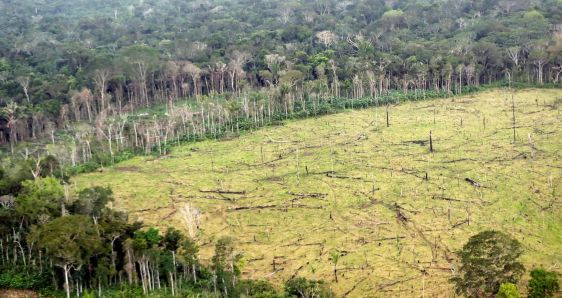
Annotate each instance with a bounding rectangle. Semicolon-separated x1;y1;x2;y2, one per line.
74;89;562;297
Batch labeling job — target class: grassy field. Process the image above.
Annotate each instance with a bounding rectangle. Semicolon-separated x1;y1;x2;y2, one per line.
73;89;562;297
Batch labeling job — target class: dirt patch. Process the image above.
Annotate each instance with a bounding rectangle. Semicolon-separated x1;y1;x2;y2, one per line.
0;290;39;298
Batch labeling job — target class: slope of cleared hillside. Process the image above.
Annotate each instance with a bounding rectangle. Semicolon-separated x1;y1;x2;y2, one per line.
73;89;562;297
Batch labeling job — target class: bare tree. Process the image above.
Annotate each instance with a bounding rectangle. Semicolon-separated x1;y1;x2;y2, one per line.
16;76;31;103
265;54;286;86
93;68;111;112
303;10;316;23
530;45;548;85
70;88;94;122
366;70;377;98
180;204;201;238
228;51;249;93
315;30;337;47
552;65;562;84
278;6;292;24
506;46;520;68
183;62;202;100
375;58;391;95
329;60;339;97
2;101;20;155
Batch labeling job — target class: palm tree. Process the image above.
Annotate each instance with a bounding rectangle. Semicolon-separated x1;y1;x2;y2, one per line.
330;250;342;283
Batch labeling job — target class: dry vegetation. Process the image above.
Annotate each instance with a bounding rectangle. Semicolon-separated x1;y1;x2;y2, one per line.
73;89;562;297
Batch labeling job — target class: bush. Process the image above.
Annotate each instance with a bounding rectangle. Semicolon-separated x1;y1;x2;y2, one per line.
528;268;560;298
284;277;334;298
0;267;52;290
496;283;520;298
236;279;280;297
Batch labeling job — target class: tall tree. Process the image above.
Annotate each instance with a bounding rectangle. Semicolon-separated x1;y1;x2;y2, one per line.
29;215;103;298
451;231;525;297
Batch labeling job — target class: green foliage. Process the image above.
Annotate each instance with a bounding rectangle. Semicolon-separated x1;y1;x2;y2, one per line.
134;227;161;250
212;236;240;272
497;283;520;298
30;215;103;268
212;236;243;297
236;279;280;297
0;159;34;195
523;10;545;20
284;277;334;298
0;267;52;290
16;176;64;222
0;177;336;296
178;237;199;269
451;231;525;297
70;186;113;217
527;268;560;298
162;227;184;252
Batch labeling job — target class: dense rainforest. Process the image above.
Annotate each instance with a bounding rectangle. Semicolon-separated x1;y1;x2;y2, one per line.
0;0;561;174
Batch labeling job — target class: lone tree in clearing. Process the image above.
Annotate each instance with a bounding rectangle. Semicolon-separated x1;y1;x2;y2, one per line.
451;230;524;297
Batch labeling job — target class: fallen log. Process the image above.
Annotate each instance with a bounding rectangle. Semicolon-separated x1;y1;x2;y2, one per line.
227;204;323;212
432;195;464;202
162;210;177;220
289;204;324;210
342;276;369;297
452;219;469;228
465;178;481;187
373;236;406;242
290;261;310;279
427;265;454;271
199;189;246;195
441;158;477;163
393;204;409;223
288;192;327;198
130;205;172;213
377;276;418;290
326;172;363;180
309;171;335;175
227;204;278;211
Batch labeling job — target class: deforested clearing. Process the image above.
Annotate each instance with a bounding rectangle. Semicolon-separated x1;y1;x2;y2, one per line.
74;89;562;296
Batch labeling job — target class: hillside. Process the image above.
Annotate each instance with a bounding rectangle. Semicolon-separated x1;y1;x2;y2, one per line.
73;88;562;296
1;0;562;296
1;0;562;166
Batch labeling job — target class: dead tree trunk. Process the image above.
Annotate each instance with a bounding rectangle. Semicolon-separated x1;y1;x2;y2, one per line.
429;131;433;152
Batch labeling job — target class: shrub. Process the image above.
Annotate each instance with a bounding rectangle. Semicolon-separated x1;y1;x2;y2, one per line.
284;277;334;298
496;283;520;298
528;268;560;298
237;279;280;297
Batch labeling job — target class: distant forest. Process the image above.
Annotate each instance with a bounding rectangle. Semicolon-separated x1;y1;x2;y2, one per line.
0;0;561;168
